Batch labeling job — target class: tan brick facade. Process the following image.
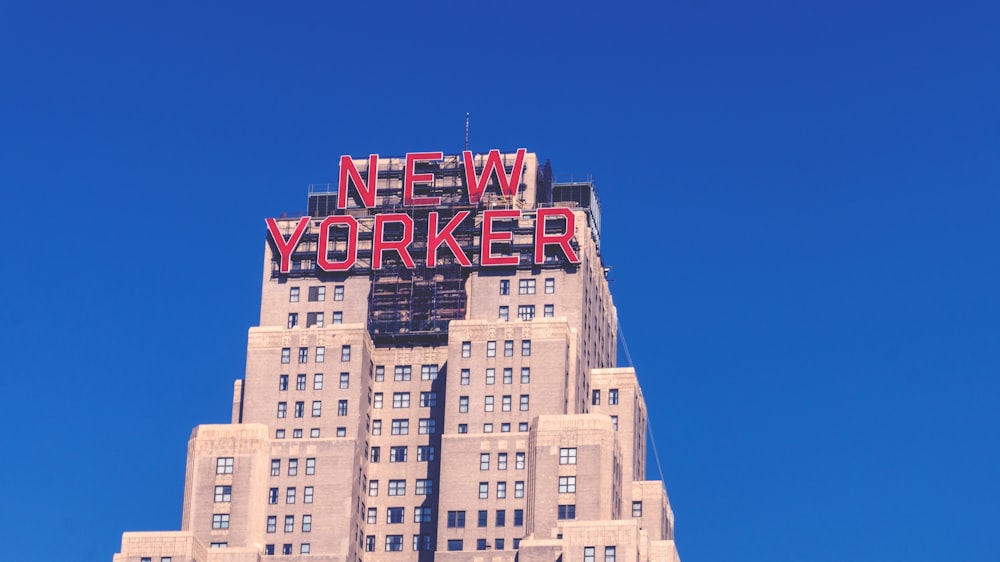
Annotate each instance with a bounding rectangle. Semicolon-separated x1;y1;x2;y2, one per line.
113;152;681;562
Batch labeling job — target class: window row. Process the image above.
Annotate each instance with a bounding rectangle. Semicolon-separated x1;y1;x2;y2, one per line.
498;304;554;320
371;391;437;409
365;478;433;497
268;486;314;504
280;346;351;364
289;285;343;302
277;400;337;418
459;367;531;386
371;364;440;382
466;394;530;412
457;422;530;434
278;372;350;391
286;311;345;328
365;505;435;524
583;546;618;562
265;514;312;533
443;538;522;551
362;534;439;552
368;444;435;462
269;458;316;477
460;340;531;358
591;388;620;405
274;427;334;439
369;418;437;435
498;278;555;295
475;480;525;499
263;543;311;556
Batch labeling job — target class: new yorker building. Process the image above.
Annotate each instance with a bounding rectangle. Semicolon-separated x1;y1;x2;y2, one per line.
112;150;682;562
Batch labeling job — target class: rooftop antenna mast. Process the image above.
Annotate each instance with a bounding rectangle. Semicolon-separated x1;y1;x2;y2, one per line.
465;112;470;150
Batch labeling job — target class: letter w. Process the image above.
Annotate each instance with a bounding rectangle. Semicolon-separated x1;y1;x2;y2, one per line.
462;148;526;205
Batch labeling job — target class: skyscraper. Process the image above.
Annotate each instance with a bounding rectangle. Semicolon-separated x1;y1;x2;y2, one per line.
112;150;681;562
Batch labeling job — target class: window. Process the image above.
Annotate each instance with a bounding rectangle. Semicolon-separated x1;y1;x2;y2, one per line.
333;285;344;301
265;545;275;556
414;506;432;522
385;535;403;552
292;428;302;438
496;539;505;550
392;392;410;408
514;538;521;549
286;487;296;503
421;364;438;381
293;401;304;417
300;544;311;555
518;279;536;294
479;482;488;499
515;481;524;498
333;311;343;324
306;312;323;328
391;419;409;435
461;341;471;358
214;485;231;502
480;453;490;470
521;367;530;383
499;306;509;321
521;340;531;356
559;476;576;493
308;286;325;302
336;426;346;437
266;516;277;533
418;391;437;407
216;457;234;474
275;429;286;439
394;365;412;381
298;347;308;363
315;346;324;363
544;304;554;317
632;501;643;517
284;515;294;532
611;415;618;430
387;507;404;524
486;368;495;385
560;447;577;464
459;396;469;413
288;459;298;476
375;365;385;381
367;507;378;524
516;452;525;469
545;277;555;293
268;488;278;504
478;510;488;527
458;423;468;433
304;486;313;503
389;446;407;462
484;423;493;433
271;459;281;476
212;514;230;529
418;418;436;434
296;374;306;390
517;305;535;320
460;369;470;385
501;422;510;432
477;539;488;551
519;422;528;432
279;374;288;391
503;368;512;384
500;279;510;295
417;446;435;461
447;539;463;551
306;458;315;475
416;479;433;495
371;446;381;463
277;402;287;418
372;420;382;435
288;313;298;329
365;536;375;552
341;345;351;362
388;480;406;496
487;341;496;357
312;401;322;417
502;395;511;412
310;428;320;438
592;389;601;405
514;509;523;526
484;396;494;412
289;287;300;302
497;481;507;498
496;509;506;527
609;389;619;405
558;504;576;520
447;511;465;528
497;453;507;470
281;348;290;364
210;542;227;549
337;372;348;389
413;535;432;551
504;340;514;356
374;392;383;409
584;546;595;562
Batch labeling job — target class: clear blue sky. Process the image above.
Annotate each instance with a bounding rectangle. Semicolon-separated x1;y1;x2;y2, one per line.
1;2;997;561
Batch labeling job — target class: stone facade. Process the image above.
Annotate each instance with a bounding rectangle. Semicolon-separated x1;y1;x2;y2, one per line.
112;152;681;562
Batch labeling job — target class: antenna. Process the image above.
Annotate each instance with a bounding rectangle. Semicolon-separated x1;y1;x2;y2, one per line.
465;112;470;150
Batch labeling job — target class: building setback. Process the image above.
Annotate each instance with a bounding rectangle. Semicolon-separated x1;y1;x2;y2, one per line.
112;151;681;562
